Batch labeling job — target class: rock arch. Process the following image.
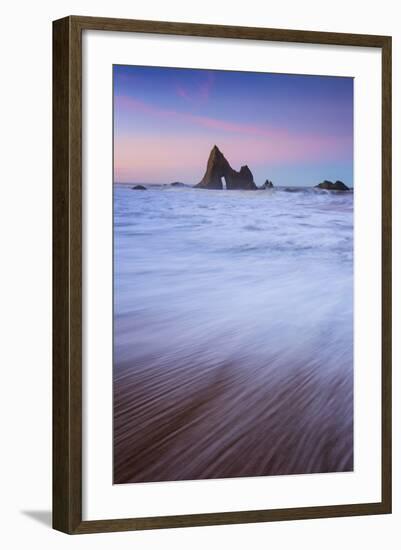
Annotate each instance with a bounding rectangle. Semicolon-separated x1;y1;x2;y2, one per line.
195;145;257;190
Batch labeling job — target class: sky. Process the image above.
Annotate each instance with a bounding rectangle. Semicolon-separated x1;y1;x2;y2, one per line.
114;65;353;187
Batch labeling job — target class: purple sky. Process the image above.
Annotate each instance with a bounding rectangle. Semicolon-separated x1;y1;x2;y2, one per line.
114;65;353;187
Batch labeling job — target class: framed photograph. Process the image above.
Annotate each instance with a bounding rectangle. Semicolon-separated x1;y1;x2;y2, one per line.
53;16;392;534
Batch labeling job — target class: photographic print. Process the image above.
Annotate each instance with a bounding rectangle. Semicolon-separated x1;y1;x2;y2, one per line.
113;64;354;484
52;16;391;533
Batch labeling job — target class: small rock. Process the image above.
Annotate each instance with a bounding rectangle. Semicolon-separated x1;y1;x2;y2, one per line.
132;185;147;190
262;179;274;189
315;180;350;191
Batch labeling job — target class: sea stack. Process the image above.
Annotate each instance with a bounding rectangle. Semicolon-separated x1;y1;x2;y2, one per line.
262;179;274;189
315;180;350;191
196;145;257;190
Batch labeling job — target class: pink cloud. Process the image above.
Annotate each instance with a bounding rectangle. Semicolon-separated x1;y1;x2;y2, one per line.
175;72;214;104
115;95;281;139
176;86;191;100
114;94;352;182
115;94;349;152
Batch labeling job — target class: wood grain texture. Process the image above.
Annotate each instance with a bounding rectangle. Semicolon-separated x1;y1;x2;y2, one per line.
381;35;392;514
52;15;392;534
52;16;82;534
70;15;389;47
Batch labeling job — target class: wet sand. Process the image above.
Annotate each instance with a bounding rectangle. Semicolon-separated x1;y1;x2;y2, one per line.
114;348;353;483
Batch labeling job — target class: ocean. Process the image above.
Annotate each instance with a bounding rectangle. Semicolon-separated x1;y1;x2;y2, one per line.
113;183;353;483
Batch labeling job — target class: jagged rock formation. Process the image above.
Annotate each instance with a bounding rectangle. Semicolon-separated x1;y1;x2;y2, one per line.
132;185;147;190
196;145;257;190
315;180;350;191
262;179;274;189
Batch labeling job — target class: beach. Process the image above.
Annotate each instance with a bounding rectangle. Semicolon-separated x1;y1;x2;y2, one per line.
113;184;353;483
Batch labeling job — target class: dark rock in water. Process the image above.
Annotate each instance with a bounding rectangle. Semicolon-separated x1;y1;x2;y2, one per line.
196;145;257;190
262;179;274;189
315;180;350;191
132;185;147;190
170;181;186;187
284;187;302;193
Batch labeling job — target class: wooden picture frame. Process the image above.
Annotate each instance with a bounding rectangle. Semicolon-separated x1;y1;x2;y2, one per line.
53;15;392;534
